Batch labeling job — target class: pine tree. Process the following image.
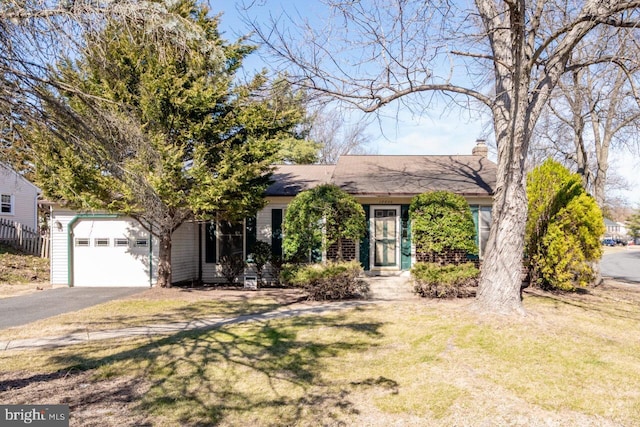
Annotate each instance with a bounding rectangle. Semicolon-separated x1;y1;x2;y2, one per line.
27;0;308;287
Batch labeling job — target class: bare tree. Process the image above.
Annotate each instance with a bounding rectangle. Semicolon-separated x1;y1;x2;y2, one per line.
531;29;640;207
310;107;373;164
248;0;640;314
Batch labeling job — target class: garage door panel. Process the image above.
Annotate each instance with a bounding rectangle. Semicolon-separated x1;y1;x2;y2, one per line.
72;219;154;287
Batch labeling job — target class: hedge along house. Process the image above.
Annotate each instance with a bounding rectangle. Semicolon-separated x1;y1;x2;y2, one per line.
49;141;496;287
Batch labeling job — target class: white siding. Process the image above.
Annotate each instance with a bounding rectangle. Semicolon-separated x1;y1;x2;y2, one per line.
171;222;198;283
50;209;75;285
0;165;39;230
257;203;288;244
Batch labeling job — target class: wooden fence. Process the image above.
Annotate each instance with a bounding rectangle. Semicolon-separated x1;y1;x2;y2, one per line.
0;218;50;258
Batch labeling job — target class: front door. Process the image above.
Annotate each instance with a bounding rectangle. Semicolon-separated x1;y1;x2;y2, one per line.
373;208;398;268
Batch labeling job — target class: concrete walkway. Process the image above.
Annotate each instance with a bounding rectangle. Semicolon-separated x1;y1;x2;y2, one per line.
0;275;417;352
365;274;416;301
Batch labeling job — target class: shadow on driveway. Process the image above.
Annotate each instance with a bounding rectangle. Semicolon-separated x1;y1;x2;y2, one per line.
0;287;147;330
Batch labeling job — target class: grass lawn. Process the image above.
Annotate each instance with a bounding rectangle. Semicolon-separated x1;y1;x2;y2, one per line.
1;281;640;426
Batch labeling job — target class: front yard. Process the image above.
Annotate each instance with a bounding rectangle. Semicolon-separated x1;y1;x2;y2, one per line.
1;281;640;426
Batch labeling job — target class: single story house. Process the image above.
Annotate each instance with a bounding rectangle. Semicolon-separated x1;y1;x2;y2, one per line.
0;163;40;231
49;141;496;287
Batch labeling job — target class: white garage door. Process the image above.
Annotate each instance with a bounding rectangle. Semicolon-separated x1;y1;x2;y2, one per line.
72;219;153;287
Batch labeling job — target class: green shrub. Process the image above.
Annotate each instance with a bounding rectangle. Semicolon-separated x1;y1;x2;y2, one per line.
525;160;604;291
411;262;479;298
288;261;369;300
283;184;366;262
279;262;300;287
409;191;478;262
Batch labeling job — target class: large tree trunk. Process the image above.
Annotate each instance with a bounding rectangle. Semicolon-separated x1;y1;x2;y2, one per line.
157;231;172;287
474;0;530;315
475;120;529;315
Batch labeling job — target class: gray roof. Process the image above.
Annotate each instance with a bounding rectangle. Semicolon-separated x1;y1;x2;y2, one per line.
265;164;335;196
266;155;496;197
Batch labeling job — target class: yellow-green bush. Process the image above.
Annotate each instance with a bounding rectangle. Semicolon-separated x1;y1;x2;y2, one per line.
525;160;604;291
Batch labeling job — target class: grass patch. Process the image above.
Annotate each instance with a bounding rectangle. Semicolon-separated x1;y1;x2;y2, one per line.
1;282;640;425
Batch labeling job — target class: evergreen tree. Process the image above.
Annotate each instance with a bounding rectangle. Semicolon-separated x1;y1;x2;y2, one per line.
525;159;604;290
27;0;308;287
627;212;640;242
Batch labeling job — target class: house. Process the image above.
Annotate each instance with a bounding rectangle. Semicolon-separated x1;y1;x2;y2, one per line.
604;218;627;240
49;141;496;287
0;163;40;231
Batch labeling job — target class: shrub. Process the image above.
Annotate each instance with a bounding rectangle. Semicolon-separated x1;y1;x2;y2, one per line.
409;191;477;263
248;241;273;285
411;262;479;298
525;160;604;291
283;184;366;262
288;260;369;300
219;255;245;285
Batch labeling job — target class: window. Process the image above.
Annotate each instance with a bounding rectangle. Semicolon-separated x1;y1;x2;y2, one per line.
470;205;492;259
94;238;110;247
219;220;244;258
134;238;148;248
75;238;90;247
0;194;12;214
114;238;129;247
479;207;491;257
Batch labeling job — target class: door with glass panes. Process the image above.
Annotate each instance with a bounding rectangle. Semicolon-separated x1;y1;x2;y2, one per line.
373;207;399;268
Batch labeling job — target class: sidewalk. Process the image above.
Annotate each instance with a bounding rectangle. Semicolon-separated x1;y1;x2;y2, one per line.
0;300;371;352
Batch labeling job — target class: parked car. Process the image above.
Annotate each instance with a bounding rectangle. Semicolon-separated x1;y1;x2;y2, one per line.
602;238;616;247
615;238;628;246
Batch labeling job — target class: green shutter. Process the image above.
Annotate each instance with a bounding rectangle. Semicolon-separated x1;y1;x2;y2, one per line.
401;204;411;270
359;205;370;270
205;222;216;264
271;209;283;257
245;216;257;259
470;205;479;249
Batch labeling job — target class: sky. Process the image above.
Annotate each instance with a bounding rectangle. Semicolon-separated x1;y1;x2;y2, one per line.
210;0;640;208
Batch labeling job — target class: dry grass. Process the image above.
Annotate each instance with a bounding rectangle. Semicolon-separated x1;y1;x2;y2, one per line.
1;281;639;426
0;244;49;294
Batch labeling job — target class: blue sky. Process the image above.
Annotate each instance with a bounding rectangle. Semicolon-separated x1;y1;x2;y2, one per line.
210;0;639;207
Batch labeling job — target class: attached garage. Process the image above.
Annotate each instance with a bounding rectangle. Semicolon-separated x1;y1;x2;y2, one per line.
50;212;158;287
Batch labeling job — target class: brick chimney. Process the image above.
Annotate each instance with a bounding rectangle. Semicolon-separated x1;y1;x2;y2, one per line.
472;139;488;157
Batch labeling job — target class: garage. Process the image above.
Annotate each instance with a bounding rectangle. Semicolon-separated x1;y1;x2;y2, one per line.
70;217;155;287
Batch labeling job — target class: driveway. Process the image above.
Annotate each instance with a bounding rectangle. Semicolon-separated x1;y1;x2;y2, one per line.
0;287;146;330
601;247;640;283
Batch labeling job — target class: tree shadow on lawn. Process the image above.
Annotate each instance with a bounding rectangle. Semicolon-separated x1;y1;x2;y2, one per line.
4;308;394;426
17;295;304;339
524;285;640;322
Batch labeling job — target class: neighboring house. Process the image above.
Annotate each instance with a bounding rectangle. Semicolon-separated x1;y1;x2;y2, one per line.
49;141;496;287
0;163;40;230
604;218;627;239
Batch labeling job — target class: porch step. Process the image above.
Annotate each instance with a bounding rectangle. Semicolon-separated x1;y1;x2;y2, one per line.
363;275;416;301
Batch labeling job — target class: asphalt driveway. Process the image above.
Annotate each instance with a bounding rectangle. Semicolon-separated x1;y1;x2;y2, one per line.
0;287;146;330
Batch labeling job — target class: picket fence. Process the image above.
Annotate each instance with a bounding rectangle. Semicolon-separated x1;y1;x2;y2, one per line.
0;218;50;258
